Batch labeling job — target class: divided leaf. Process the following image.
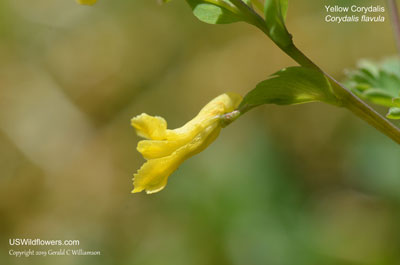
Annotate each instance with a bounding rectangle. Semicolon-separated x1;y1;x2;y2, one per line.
238;66;339;111
345;57;400;119
387;107;400;120
264;0;292;47
393;98;400;107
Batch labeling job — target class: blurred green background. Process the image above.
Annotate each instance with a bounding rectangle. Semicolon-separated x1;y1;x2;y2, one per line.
1;0;400;264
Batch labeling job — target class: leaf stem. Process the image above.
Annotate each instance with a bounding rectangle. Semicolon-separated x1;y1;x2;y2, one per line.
281;44;400;144
387;0;400;54
231;0;400;144
335;81;400;144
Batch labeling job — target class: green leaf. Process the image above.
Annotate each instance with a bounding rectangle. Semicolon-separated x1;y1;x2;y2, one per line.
362;89;396;107
238;67;339;111
381;57;400;79
393;98;400;107
345;58;400;106
387;107;400;119
264;0;292;47
185;0;245;24
345;57;400;119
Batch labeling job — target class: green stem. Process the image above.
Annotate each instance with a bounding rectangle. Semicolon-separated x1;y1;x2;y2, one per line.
283;44;317;68
287;45;400;144
230;0;400;144
229;0;269;32
333;81;400;144
287;46;400;144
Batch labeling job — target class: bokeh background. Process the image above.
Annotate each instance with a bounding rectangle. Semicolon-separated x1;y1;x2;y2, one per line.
1;0;400;264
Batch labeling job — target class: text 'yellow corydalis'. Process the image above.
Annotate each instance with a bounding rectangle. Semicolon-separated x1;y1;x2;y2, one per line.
76;0;97;5
131;93;242;194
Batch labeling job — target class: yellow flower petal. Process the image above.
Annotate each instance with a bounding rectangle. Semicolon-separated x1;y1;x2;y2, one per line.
172;93;243;138
131;93;242;194
76;0;97;5
137;139;185;160
137;121;210;159
131;114;168;140
133;122;221;194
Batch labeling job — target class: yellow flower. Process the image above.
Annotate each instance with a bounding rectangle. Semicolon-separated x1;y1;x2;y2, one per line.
76;0;97;5
131;93;242;194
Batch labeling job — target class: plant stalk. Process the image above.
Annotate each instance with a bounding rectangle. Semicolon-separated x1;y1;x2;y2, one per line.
285;44;400;145
231;0;400;144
